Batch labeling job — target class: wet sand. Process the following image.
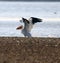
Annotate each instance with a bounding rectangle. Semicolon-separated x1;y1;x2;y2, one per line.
0;37;60;63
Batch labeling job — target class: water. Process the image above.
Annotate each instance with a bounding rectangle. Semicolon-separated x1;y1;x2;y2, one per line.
0;20;60;37
0;2;60;18
0;2;60;37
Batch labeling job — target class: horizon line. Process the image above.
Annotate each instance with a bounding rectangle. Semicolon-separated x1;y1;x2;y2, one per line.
0;17;60;21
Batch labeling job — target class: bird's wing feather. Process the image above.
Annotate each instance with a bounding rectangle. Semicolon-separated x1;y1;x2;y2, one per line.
22;18;29;24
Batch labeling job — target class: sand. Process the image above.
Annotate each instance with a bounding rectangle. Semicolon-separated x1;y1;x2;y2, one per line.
0;37;60;63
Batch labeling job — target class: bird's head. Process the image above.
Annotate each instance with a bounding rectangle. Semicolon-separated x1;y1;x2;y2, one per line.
16;18;26;30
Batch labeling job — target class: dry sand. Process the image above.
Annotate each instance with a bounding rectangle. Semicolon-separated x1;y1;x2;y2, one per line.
0;37;60;63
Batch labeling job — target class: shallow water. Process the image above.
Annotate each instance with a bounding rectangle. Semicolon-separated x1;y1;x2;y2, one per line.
0;21;60;37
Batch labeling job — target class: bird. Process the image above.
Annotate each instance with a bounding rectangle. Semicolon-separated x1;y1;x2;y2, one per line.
16;17;42;37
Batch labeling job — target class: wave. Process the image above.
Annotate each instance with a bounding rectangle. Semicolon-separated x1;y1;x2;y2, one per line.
0;17;60;22
0;17;20;21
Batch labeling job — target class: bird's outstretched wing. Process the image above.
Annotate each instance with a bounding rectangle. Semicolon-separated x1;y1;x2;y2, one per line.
29;17;42;24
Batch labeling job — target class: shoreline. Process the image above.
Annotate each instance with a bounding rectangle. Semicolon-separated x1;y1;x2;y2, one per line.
0;37;60;63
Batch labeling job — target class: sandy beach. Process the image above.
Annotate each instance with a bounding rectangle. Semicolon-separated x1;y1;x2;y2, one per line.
0;37;60;63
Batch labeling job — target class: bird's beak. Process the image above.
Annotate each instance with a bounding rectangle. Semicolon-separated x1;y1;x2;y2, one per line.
16;25;23;30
